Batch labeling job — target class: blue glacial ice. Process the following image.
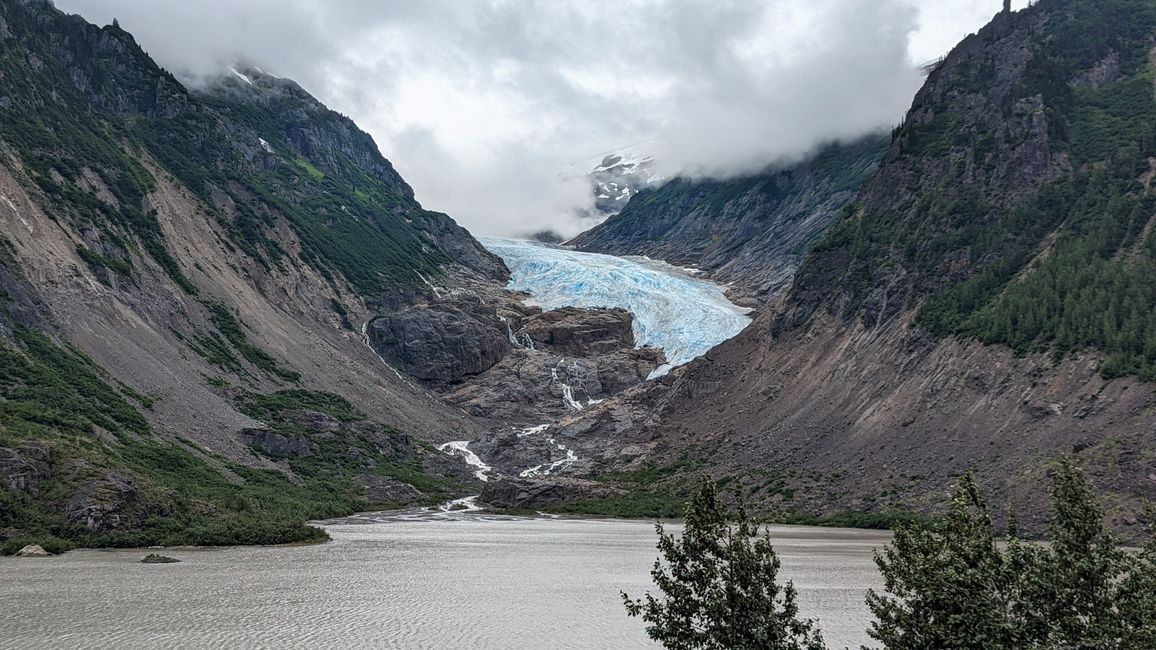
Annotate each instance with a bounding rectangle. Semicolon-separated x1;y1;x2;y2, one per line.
481;238;752;378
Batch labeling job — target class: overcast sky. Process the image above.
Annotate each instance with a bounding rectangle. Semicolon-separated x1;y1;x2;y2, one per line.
56;0;1028;237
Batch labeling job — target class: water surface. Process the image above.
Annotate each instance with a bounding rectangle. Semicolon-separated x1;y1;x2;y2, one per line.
0;512;889;649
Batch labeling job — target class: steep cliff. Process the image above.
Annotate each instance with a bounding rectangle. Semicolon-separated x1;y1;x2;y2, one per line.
0;1;501;550
556;0;1156;535
570;135;887;304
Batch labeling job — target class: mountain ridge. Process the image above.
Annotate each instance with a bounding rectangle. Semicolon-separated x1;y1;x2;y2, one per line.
0;0;501;550
551;0;1156;535
570;134;888;305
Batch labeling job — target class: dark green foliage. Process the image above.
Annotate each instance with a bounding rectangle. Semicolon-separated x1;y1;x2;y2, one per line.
0;535;74;556
0;328;150;440
235;389;364;424
546;491;688;519
549;457;700;518
623;478;827;650
776;509;924;531
812;0;1156;381
866;461;1156;648
905;113;963;158
75;245;134;281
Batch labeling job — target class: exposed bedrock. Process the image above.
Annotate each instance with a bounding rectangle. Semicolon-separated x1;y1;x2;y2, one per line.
479;476;625;510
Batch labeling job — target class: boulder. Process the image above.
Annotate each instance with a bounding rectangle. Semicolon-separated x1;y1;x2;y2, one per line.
15;544;52;557
140;553;180;564
62;469;139;532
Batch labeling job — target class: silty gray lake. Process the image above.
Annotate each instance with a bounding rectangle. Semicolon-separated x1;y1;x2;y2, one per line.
0;509;890;649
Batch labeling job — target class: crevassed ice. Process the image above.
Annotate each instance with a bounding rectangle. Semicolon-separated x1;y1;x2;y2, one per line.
481;238;751;378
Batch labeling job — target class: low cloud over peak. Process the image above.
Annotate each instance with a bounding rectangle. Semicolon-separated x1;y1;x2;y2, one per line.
56;0;1028;237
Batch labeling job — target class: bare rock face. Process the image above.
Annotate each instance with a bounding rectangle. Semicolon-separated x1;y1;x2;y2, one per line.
445;347;663;421
62;468;140;532
0;443;51;494
368;303;511;383
479;477;625;510
361;476;424;505
240;429;313;458
524;307;635;356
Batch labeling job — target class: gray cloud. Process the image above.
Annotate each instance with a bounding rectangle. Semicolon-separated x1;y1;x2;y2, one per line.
54;0;1027;237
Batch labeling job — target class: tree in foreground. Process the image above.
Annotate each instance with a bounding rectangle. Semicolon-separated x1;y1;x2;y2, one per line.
622;477;826;650
866;459;1156;649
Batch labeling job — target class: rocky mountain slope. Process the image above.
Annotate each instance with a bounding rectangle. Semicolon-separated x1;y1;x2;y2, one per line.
588;153;658;218
548;0;1156;535
0;1;505;550
570;136;887;305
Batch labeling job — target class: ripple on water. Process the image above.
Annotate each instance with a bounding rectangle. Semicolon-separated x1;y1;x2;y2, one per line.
0;518;889;649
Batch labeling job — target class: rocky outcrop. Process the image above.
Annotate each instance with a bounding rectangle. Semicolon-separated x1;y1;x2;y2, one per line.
445;347;663;421
0;443;50;494
367;269;665;427
523;307;635;356
361;476;424;506
62;469;141;532
780;9;1069;329
480;477;625;510
368;303;511;382
240;429;313;458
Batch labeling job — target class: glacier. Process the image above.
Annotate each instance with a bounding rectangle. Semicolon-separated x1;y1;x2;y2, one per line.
481;238;751;378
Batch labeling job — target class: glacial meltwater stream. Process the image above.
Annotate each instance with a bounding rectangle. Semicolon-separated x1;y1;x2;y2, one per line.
0;511;890;649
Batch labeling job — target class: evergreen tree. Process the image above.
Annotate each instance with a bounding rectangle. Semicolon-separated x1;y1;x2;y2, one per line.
865;472;1040;649
1027;460;1156;648
866;460;1156;649
623;478;826;650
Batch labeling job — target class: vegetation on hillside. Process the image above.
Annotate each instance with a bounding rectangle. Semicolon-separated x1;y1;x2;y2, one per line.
579;134;888;284
0;0;450;298
0;329;346;553
919;47;1156;379
233;390;459;505
810;0;1156;380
